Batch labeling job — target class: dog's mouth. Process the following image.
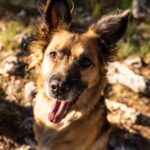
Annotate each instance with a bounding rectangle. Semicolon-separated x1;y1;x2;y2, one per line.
48;98;72;123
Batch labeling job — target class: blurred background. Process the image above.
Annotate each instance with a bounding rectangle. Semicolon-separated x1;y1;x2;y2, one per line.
0;0;150;150
0;0;149;57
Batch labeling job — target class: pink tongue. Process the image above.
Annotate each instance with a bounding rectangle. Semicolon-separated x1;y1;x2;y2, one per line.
48;99;71;123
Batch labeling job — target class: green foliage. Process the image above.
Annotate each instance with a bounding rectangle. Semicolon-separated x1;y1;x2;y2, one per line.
119;0;131;9
119;23;150;58
0;0;11;8
92;0;101;19
90;0;132;19
0;21;33;51
0;0;36;9
0;0;149;57
119;39;150;57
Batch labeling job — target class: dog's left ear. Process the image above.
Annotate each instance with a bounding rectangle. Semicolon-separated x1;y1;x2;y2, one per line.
89;10;130;61
44;0;72;29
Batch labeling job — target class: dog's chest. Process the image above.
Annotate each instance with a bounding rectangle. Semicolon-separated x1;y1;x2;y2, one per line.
34;111;98;150
34;93;108;150
34;116;99;150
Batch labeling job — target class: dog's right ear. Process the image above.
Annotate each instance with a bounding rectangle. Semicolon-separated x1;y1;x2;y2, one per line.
43;0;72;30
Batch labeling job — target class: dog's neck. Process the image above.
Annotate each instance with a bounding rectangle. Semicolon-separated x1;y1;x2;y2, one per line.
73;78;106;117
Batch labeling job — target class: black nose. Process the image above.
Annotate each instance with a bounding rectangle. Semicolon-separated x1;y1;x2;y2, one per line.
50;80;59;94
50;80;70;95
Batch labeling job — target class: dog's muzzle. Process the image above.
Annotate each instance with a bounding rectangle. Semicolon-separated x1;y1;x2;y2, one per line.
45;74;86;124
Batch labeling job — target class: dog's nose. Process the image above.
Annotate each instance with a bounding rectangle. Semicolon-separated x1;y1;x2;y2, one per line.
60;83;70;93
50;80;59;94
50;80;70;95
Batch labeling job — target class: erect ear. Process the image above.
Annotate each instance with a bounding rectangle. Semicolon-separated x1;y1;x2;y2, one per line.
89;10;130;61
44;0;72;29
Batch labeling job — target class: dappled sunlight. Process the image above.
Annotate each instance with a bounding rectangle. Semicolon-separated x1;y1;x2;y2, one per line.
0;0;150;150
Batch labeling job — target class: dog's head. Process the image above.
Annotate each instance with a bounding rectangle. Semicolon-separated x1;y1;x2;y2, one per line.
28;0;130;123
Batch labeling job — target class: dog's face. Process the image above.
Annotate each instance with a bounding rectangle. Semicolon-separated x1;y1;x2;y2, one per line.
42;31;103;123
28;0;129;123
43;31;100;101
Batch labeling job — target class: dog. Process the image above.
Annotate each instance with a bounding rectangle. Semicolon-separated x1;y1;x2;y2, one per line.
27;0;130;149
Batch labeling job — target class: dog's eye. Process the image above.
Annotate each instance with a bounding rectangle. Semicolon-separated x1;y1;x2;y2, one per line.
49;51;57;60
79;57;92;69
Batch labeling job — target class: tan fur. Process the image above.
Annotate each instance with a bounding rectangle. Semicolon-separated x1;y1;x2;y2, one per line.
32;30;111;150
27;1;130;149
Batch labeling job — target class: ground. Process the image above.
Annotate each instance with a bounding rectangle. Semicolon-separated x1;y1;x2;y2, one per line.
0;52;150;150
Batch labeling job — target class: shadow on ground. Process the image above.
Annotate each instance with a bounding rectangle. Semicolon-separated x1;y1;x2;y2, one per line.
0;98;34;145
